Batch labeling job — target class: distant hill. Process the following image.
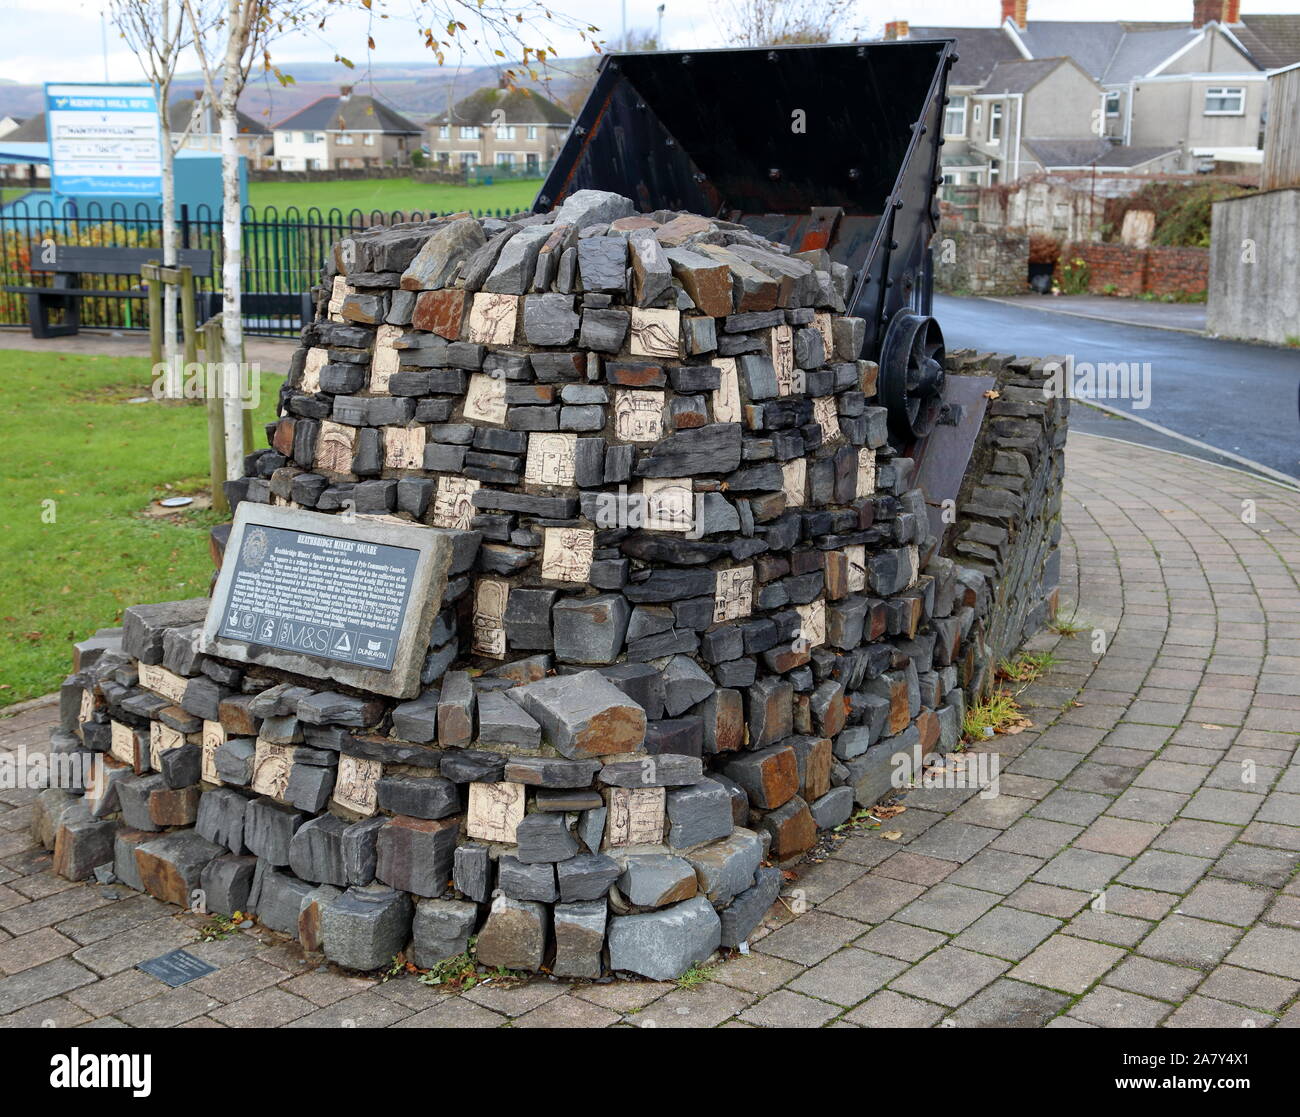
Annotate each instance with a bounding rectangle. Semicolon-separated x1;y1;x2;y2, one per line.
0;57;598;128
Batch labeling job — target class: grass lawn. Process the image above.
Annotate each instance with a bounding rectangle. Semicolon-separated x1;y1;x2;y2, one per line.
247;176;543;217
0;349;281;708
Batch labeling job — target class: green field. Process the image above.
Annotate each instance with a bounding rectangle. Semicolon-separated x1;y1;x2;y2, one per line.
247;176;543;217
0;350;280;708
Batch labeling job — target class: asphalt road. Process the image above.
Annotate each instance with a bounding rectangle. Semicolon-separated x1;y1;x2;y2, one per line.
935;294;1300;480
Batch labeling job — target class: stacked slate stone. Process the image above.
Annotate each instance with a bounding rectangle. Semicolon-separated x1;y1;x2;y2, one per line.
37;190;999;983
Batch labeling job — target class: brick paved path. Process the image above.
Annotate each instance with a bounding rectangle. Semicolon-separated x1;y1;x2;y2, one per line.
1;432;1297;1028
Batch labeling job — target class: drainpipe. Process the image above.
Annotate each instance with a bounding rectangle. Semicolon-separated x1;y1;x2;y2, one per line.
1125;81;1134;147
1012;93;1023;181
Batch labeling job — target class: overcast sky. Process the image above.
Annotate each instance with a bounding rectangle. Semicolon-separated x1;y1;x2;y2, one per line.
6;0;1299;86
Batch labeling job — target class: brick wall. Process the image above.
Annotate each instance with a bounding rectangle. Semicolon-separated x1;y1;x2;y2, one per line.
1072;243;1208;297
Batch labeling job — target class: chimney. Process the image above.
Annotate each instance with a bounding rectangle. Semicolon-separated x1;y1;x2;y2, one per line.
884;20;909;40
1001;0;1028;28
1192;0;1237;27
339;85;353;100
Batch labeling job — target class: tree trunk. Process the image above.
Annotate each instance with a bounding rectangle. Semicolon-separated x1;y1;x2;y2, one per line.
160;114;182;398
219;68;245;480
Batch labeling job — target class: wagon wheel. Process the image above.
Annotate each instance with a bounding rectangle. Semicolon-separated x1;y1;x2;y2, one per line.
880;311;946;442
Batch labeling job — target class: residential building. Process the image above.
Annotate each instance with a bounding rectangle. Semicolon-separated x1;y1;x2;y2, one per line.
884;0;1300;183
272;87;423;171
427;85;572;172
168;92;272;166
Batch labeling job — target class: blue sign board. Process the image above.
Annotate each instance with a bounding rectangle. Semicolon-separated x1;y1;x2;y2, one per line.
45;82;162;197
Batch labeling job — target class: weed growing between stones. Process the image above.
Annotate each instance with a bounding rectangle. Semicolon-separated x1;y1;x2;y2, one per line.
1047;611;1086;637
997;650;1060;683
676;961;716;990
961;690;1029;744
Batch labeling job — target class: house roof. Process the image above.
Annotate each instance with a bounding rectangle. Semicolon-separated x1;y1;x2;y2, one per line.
1022;138;1179;168
432;86;573;127
6;115;48;142
903;16;1300;90
1233;15;1300;70
904;26;1023;87
274;94;422;134
168;96;269;136
982;57;1075;94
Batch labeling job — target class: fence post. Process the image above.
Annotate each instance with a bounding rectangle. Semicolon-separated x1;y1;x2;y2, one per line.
145;260;163;369
180;265;197;371
202;316;229;517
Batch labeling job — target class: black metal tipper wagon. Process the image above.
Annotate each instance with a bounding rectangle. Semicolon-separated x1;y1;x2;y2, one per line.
536;39;956;445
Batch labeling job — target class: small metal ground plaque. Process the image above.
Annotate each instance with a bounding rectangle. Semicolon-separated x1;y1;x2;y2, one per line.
137;948;217;988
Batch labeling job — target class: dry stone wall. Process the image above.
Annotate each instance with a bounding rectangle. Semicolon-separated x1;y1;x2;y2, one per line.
36;191;1065;982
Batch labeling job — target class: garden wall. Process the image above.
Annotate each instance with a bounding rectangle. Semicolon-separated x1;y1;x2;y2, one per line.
1072;242;1208;297
34;192;1066;983
934;216;1029;296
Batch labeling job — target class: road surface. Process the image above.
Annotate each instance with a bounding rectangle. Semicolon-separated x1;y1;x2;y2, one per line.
935;294;1300;480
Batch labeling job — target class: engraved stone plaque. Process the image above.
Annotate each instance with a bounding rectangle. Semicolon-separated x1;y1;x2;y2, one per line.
203;504;454;699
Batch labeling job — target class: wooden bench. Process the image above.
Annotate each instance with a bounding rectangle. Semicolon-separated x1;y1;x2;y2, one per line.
4;245;213;338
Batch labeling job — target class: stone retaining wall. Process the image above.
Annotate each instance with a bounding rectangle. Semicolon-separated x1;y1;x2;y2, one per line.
35;191;1066;982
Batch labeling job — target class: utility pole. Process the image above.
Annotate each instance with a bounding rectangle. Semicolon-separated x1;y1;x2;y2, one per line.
657;4;665;47
621;0;627;50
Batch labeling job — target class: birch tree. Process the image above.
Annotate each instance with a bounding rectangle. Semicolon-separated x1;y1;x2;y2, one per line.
183;0;602;480
109;0;214;398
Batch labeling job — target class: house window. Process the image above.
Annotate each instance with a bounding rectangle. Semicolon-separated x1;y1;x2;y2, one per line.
495;125;515;140
989;159;1000;184
498;152;516;167
364;133;375;146
527;126;538;140
438;125;450;140
989;103;1003;142
337;133;353;145
943;95;967;137
1204;87;1244;115
460;125;481;139
460;152;479;169
1105;91;1121;117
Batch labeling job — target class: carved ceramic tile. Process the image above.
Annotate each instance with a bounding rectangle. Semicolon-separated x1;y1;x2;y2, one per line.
814;311;835;363
629;307;680;358
327;276;353;322
845;544;867;594
907;544;920;588
79;688;95;726
251;739;294;800
643;478;694;533
466;781;525;844
431;475;480;530
712;357;742;425
606;786;666;847
542;526;595;583
332;753;382;816
384;426;426;471
138;663;187;704
369;323;403;393
524;432;577;487
202;721;225;784
148;721;185;772
797;598;827;650
614;390;665;443
782;458;806;508
466;292;518;345
315;420;357;475
857;448;877;497
472;578;509;659
302;346;328;393
770;324;803;396
714;566;755;623
110;721;139;769
464;372;507;426
813;395;841;441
